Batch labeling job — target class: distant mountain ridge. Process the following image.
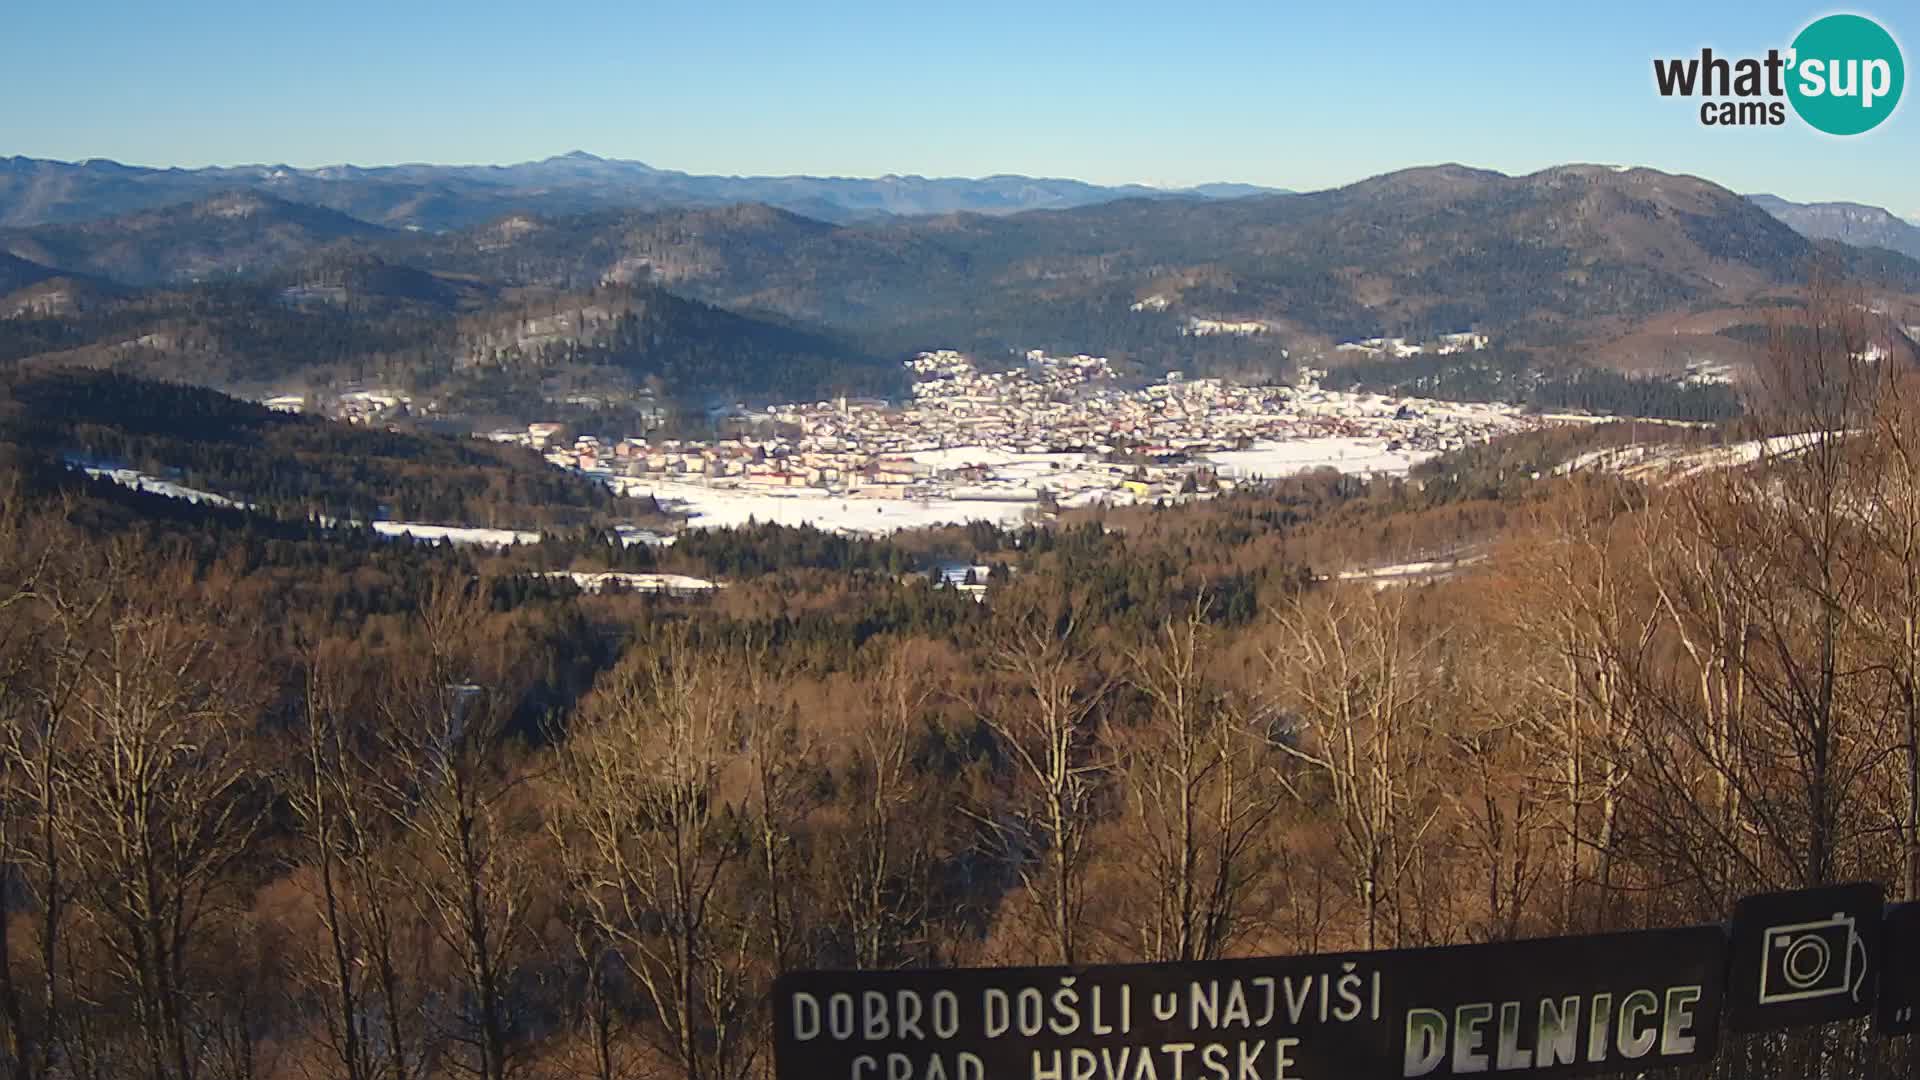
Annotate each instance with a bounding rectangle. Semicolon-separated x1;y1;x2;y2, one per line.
1747;193;1920;261
400;162;1901;352
5;160;1918;422
0;152;1287;231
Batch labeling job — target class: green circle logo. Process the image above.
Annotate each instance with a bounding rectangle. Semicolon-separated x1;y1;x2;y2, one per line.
1787;14;1904;135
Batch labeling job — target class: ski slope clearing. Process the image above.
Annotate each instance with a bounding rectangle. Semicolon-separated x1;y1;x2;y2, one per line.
67;460;548;547
1554;432;1846;483
70;460;250;509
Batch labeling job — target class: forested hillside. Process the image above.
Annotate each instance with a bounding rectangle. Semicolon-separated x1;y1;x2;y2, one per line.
0;192;389;285
1332;345;1746;420
0;274;893;412
2;293;1919;1078
0;367;651;526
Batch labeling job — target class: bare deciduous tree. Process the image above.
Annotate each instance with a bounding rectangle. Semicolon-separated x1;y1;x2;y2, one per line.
1630;281;1887;900
976;602;1111;965
828;642;942;970
1111;603;1283;961
550;638;761;1080
374;578;538;1080
59;574;267;1080
1267;587;1444;950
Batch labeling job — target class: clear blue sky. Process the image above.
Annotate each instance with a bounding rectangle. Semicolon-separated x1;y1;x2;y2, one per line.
3;0;1914;214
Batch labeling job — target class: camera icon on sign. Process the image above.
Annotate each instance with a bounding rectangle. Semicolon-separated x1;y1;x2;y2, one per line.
1757;913;1868;1005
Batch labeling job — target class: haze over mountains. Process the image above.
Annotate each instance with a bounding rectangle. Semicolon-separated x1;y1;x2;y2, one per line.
1744;193;1920;262
7;150;1916;261
2;154;1918;425
0;151;1286;231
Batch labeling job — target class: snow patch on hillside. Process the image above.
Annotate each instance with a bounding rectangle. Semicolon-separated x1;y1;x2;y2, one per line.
539;571;719;594
1337;552;1489;588
66;459;553;548
370;522;541;547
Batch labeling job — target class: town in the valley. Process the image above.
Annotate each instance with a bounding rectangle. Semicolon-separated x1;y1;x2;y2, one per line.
431;345;1553;535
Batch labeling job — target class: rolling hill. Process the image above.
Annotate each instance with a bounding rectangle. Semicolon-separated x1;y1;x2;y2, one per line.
0;250;62;295
0;191;389;285
0;271;893;415
0;365;640;528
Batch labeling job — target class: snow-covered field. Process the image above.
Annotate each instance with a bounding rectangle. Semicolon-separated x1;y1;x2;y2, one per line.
644;481;1040;533
1205;437;1437;479
623;436;1456;537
